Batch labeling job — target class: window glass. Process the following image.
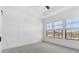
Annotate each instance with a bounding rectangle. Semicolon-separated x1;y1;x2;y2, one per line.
54;21;63;39
46;23;53;38
47;23;53;30
65;17;79;40
71;23;79;28
66;24;72;28
55;26;63;29
66;29;72;39
55;21;62;26
54;30;63;38
72;29;79;40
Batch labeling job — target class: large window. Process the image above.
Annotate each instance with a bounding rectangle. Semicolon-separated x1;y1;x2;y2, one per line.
46;23;53;38
45;17;79;41
65;18;79;40
54;21;63;39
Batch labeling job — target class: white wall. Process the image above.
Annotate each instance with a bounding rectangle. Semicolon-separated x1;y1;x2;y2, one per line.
43;7;79;49
0;7;2;37
0;7;2;52
2;6;43;50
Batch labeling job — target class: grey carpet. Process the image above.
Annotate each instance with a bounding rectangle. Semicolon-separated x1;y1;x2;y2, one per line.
2;42;79;53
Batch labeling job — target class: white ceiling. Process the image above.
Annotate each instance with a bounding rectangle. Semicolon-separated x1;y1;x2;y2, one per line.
43;6;74;19
2;6;46;19
2;6;72;19
16;6;47;18
14;6;56;19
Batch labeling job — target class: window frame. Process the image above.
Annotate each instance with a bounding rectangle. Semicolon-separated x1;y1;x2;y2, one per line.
54;21;63;39
65;19;79;41
46;23;53;38
45;18;79;41
54;29;63;39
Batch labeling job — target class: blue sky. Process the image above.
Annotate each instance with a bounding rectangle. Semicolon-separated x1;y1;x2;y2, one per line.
47;17;79;30
66;18;79;28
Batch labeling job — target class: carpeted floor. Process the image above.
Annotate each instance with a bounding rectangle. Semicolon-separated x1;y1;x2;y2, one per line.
2;42;79;53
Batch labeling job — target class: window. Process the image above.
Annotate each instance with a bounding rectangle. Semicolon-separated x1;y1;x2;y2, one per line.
65;18;79;40
54;21;63;39
46;23;53;38
47;23;53;30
